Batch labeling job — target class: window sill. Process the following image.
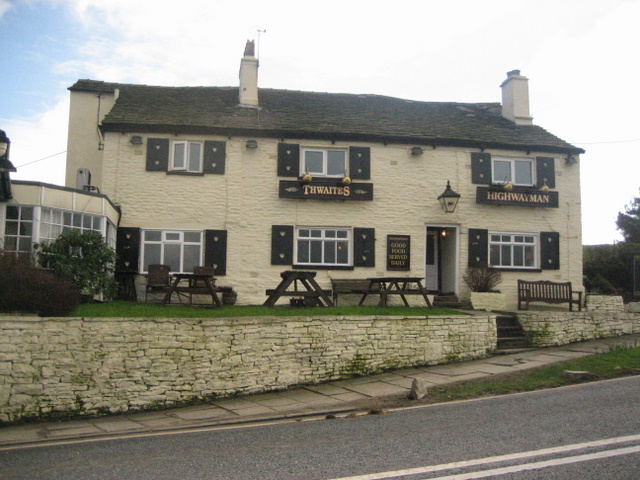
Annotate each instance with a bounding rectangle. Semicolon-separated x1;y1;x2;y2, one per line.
167;171;205;176
492;267;542;273
292;264;355;271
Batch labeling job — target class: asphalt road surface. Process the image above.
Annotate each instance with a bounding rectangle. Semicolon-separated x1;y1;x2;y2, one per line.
2;376;640;480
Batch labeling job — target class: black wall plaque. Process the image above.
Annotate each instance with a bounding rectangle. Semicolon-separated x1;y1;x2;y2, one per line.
476;186;559;208
387;235;410;271
279;180;373;201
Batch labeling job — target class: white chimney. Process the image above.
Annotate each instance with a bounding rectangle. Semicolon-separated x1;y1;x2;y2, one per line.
239;40;259;107
500;70;533;125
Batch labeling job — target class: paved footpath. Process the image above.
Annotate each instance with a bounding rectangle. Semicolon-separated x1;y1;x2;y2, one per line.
1;334;639;448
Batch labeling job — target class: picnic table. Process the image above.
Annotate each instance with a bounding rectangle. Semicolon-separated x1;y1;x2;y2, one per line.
358;276;432;307
264;270;335;307
161;273;223;307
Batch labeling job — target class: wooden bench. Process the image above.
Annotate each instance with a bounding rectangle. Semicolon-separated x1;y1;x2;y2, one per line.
517;280;582;311
330;279;378;306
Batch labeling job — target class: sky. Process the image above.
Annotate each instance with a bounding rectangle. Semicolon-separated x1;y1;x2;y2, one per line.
1;0;639;245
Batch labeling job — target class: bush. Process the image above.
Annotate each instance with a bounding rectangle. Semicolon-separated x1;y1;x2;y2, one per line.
36;230;117;301
463;265;502;292
583;243;640;301
0;251;80;316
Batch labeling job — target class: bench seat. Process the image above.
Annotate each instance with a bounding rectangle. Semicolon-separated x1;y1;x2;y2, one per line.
517;280;582;311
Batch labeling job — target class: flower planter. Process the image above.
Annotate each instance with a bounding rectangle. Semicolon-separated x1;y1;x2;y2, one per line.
470;292;506;311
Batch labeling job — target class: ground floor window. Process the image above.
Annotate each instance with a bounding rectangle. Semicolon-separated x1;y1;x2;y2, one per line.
295;227;351;266
141;230;202;273
489;232;538;268
3;205;34;254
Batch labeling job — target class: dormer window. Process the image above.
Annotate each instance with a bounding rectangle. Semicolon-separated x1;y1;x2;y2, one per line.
301;148;347;178
491;157;534;186
171;141;203;173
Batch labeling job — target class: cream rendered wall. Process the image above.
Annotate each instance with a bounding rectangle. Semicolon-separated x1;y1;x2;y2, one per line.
65;90;117;190
102;131;582;309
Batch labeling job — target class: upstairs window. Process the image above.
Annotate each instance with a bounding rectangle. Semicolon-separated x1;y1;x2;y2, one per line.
301;148;347;178
489;232;538;269
171;141;203;173
492;157;535;186
295;227;351;267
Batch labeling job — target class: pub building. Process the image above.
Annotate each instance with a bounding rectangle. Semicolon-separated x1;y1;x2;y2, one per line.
58;41;584;309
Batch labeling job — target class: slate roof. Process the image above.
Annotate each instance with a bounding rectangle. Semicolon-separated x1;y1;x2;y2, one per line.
70;80;583;155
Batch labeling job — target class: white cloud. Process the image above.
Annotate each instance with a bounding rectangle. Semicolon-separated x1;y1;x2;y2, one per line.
3;96;69;185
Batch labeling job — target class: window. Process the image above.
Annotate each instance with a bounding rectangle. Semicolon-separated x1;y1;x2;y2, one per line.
301;148;347;178
3;205;33;254
171;141;203;173
295;227;351;266
489;233;538;269
492;157;534;186
141;230;202;273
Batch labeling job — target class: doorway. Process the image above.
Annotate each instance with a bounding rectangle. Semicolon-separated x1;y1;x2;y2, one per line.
425;225;459;295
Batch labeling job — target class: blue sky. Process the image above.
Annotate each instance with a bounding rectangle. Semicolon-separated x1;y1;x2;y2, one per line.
1;0;639;245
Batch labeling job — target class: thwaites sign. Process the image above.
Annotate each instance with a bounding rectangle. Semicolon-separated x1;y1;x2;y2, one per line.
279;181;374;201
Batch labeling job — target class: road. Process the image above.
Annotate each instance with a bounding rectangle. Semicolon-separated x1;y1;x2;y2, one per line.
2;376;640;480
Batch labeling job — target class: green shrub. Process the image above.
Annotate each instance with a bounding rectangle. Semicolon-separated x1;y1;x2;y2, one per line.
0;251;80;316
583;243;640;300
36;230;117;301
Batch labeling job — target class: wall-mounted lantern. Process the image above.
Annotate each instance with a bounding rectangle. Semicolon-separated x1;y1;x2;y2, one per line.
246;139;258;149
437;180;461;213
410;146;424;156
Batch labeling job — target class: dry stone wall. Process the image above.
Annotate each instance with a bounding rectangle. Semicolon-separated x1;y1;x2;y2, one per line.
0;315;495;423
518;311;640;347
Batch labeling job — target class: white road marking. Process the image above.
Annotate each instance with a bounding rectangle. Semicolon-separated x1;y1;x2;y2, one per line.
325;433;640;480
418;445;640;480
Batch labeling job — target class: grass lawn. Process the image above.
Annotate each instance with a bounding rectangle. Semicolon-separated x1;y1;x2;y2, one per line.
422;344;640;404
73;301;466;318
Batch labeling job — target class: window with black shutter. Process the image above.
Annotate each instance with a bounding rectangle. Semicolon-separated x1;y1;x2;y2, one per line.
468;228;489;267
146;137;226;175
116;227;141;273
204;229;228;275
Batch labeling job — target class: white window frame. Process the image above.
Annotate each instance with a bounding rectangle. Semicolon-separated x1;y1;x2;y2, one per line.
141;229;203;273
295;227;352;267
491;156;535;186
170;140;203;173
489;232;539;269
300;147;348;178
2;205;34;254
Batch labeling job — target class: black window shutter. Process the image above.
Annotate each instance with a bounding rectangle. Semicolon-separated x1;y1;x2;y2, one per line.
203;141;226;174
540;231;560;270
471;152;492;185
146;138;169;171
116;227;140;273
468;228;488;267
277;143;300;177
271;225;294;265
536;156;556;189
204;230;227;275
349;147;371;180
354;227;375;267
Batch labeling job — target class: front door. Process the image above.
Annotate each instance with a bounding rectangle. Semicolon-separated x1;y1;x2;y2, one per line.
425;229;439;291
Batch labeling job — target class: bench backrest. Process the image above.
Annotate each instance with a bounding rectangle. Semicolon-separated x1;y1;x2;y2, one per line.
518;280;572;299
331;279;373;292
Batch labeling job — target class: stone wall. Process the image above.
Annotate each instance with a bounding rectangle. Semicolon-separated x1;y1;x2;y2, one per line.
518;311;640;347
585;294;625;312
0;314;495;423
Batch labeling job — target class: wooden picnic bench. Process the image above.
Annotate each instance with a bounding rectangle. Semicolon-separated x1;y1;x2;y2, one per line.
517;279;582;311
330;278;378;306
